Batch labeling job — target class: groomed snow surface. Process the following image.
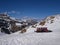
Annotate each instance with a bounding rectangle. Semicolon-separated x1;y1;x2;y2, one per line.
0;15;60;45
0;32;60;45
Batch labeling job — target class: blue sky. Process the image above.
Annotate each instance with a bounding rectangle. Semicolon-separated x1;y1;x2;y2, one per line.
0;0;60;19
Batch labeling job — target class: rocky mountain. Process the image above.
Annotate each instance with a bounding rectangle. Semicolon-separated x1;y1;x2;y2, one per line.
0;14;38;33
36;14;60;31
26;14;60;33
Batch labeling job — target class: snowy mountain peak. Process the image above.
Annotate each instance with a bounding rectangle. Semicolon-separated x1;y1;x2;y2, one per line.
34;14;60;32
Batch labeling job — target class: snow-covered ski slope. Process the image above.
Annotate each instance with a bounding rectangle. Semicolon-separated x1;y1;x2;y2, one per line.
36;14;60;32
0;32;60;45
0;14;60;45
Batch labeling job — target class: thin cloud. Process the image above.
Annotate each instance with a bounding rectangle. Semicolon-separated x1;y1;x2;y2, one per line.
11;11;16;14
3;10;20;14
3;12;8;14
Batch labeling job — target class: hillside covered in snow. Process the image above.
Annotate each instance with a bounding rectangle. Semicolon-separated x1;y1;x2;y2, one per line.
0;14;60;45
25;14;60;33
36;14;60;32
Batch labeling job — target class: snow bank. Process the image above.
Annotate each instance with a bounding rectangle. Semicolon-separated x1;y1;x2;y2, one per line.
0;32;60;45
